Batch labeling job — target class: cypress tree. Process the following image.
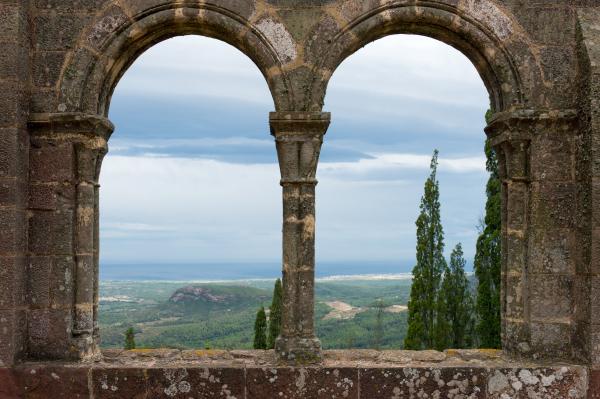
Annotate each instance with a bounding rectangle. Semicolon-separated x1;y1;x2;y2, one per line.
433;263;451;351
124;327;136;350
434;243;474;350
404;150;446;350
253;306;267;349
267;278;283;349
474;110;502;348
373;299;385;350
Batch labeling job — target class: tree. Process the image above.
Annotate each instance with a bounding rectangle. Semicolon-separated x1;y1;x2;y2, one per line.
267;278;283;349
404;150;447;350
373;299;385;350
124;327;136;350
253;306;267;349
474;110;502;348
434;243;475;350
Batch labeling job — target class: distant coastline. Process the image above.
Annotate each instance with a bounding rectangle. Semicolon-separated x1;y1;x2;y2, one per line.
99;261;419;281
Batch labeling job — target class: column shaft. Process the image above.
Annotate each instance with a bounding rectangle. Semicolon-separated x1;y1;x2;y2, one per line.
271;111;329;363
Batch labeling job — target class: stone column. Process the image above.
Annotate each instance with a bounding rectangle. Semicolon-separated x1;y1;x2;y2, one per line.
270;111;330;363
494;137;531;357
487;110;580;362
28;113;112;360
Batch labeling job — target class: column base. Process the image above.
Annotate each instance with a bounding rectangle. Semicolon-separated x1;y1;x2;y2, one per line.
275;336;322;364
71;335;101;361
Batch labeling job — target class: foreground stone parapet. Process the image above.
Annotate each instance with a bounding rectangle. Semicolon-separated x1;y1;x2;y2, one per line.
0;350;592;398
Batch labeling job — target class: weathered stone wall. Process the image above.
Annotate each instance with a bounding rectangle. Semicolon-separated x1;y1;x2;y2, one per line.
0;350;593;398
1;0;600;396
0;0;30;368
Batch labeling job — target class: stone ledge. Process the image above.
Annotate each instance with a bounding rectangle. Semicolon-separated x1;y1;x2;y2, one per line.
0;350;592;398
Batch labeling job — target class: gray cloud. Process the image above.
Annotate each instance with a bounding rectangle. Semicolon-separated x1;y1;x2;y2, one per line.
102;34;490;270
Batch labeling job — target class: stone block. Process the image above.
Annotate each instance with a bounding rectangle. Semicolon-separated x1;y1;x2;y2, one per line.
29;142;74;183
0;178;26;209
0;81;26;128
0;41;27;81
0;368;20;398
506;233;526;274
574;276;591;322
503;320;530;356
15;365;89;398
34;14;90;51
247;367;358;398
0;310;18;366
0;209;25;256
0;128;27;180
530;129;575;182
146;367;245;398
530;322;572;360
589;369;600;399
530;274;574;320
591;277;600;322
487;367;588;398
0;256;26;310
85;5;128;51
505;274;525;319
27;257;51;308
528;228;576;274
0;5;25;40
530;181;576;228
49;256;75;309
506;181;528;230
0;368;23;399
92;367;148;399
359;367;486;398
522;6;575;45
30;88;56;113
32;51;66;88
34;0;109;10
592;229;600;275
27;309;72;358
592;324;600;366
28;210;73;255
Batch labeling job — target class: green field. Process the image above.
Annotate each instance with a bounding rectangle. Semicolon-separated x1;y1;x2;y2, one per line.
98;279;412;350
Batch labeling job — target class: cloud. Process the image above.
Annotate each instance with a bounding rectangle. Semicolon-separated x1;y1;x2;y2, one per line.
318;152;486;182
99;155;282;262
100;34;491;268
112;36;273;106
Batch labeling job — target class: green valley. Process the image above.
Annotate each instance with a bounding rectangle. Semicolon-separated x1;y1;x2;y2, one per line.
98;279;412;350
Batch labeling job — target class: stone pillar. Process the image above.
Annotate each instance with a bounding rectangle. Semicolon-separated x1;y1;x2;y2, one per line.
270;111;330;363
487;110;580;362
27;113;112;360
0;0;30;367
495;138;531;357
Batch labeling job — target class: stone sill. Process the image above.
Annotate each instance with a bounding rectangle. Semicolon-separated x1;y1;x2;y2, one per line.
0;349;593;398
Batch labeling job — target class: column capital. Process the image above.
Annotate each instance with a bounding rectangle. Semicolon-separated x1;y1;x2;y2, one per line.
269;112;330;139
271;112;330;185
485;108;577;148
28;112;114;141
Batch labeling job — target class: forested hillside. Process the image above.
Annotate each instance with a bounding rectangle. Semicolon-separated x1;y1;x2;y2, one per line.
99;279;412;349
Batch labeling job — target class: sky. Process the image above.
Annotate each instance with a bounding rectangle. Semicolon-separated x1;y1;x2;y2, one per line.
101;34;490;272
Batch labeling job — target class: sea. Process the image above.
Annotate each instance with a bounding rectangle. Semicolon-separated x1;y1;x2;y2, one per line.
100;261;416;281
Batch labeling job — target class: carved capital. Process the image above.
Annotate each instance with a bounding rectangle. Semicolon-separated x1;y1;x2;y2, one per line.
270;112;330;139
29;113;111;183
270;112;330;184
485;108;578;148
485;109;577;181
498;140;530;181
28;112;114;141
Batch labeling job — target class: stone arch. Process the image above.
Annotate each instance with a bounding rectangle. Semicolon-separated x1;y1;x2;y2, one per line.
309;1;542;113
57;1;292;117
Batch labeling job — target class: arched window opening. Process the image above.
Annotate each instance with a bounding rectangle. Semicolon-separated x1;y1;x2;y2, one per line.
316;35;492;350
97;36;281;350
